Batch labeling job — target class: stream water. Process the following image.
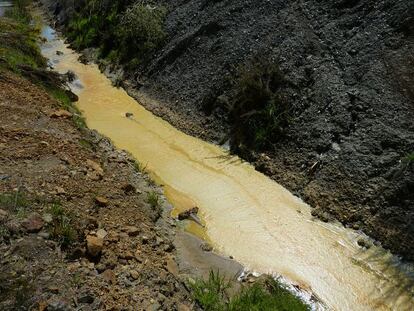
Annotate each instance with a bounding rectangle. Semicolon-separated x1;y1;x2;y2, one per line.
39;23;414;310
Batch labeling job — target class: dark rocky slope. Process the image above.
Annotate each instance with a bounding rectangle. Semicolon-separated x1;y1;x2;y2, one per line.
41;0;414;260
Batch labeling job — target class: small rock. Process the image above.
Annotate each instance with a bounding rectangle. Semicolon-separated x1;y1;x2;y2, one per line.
123;226;140;236
86;235;104;257
5;219;21;234
119;250;134;260
22;213;44;233
95;196;109;207
56;50;64;56
38;232;50;239
78;291;94;304
125;112;134;118
201;242;213;252
142;235;149;244
96;229;108;239
50;109;73;119
0;209;8;222
101;269;116;284
177;304;191;311
357;238;372;249
55;186;65;195
86;159;104;176
177;206;199;220
130;270;139;280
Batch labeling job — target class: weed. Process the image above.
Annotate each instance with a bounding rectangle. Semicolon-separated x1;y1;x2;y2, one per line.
228;57;292;152
133;160;147;173
146;191;160;208
47;204;77;248
79;139;94;150
190;271;309;311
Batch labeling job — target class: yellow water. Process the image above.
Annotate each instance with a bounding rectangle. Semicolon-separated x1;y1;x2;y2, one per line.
41;27;414;310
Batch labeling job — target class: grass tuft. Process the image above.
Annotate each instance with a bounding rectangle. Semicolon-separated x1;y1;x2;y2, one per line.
190;271;309;311
47;203;77;248
146;191;160;208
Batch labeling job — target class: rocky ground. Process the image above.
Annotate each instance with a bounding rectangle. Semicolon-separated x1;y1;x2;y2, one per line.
0;71;198;310
42;0;414;261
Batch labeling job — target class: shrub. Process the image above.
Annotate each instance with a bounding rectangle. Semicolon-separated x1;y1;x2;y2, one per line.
117;2;166;65
66;1;166;68
228;57;292;152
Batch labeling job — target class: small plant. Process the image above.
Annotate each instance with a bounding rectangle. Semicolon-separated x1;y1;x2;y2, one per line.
47;204;77;248
146;191;160;208
133;160;147;173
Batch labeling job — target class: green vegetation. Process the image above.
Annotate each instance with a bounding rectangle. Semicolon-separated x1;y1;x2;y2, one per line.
66;1;166;67
146;191;160;208
228;58;292;152
47;203;77;247
133;159;147;173
190;271;309;311
4;0;31;24
404;153;414;164
0;191;30;212
0;3;85;129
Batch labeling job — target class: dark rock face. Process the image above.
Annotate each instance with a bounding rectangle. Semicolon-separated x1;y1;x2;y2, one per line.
42;0;414;260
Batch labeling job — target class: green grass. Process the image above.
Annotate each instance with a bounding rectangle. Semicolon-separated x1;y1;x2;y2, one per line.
190;271;309;311
0;191;30;211
146;191;160;208
133;160;147;173
47;203;77;247
0;5;85;130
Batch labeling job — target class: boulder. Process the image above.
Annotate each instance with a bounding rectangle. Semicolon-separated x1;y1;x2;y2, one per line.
22;213;44;233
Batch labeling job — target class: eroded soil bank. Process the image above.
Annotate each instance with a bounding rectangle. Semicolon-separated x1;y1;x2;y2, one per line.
40;0;414;262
